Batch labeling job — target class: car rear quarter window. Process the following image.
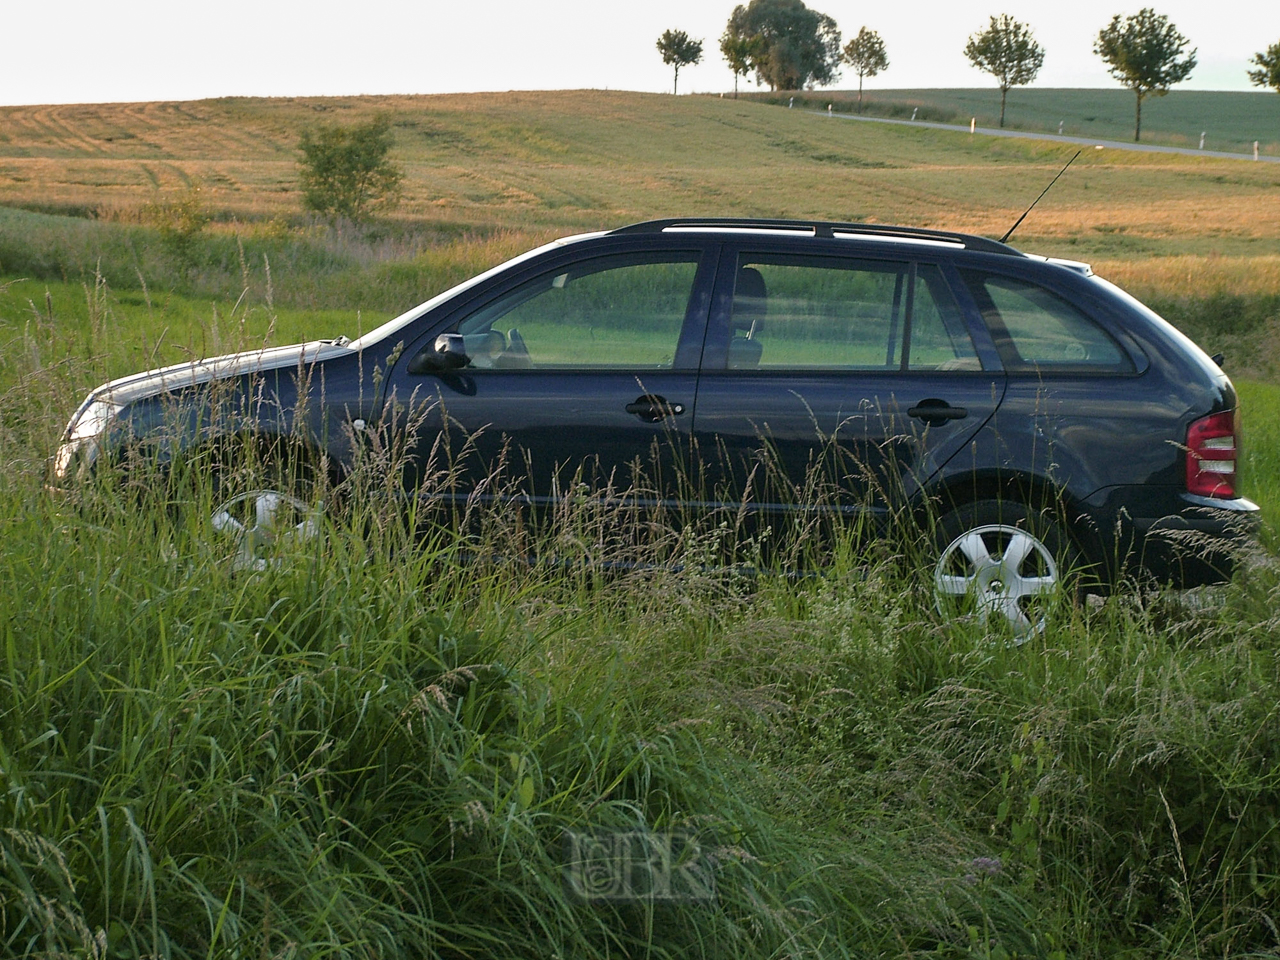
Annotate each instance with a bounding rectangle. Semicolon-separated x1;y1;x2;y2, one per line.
963;271;1133;373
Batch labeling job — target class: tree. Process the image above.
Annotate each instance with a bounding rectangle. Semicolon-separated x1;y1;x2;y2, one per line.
725;0;842;92
298;115;403;224
149;179;210;279
721;30;765;98
1248;41;1280;93
656;29;703;95
841;27;889;113
963;14;1044;129
1094;8;1196;142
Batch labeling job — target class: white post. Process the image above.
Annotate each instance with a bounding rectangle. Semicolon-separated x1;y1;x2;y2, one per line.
1255;141;1260;161
970;118;976;134
910;108;918;121
827;104;832;116
789;97;794;108
1058;120;1064;135
1199;131;1206;150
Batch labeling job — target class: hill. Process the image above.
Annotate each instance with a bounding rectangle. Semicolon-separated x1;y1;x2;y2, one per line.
3;89;1279;263
757;87;1280;157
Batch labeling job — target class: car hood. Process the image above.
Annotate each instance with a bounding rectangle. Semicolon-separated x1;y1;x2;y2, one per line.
86;340;355;408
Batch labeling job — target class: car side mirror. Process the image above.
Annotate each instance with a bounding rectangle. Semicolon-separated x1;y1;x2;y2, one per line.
408;333;470;374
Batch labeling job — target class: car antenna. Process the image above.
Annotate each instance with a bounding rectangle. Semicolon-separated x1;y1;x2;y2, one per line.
1000;150;1081;244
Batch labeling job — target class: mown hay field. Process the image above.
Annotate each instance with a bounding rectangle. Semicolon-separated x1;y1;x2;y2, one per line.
3;90;1279;253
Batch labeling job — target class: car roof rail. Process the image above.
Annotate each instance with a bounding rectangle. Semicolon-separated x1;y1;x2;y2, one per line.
609;218;1023;256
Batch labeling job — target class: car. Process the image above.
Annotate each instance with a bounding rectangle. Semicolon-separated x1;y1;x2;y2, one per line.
51;217;1259;633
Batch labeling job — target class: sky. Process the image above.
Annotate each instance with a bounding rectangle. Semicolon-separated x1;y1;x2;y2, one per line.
2;1;1276;106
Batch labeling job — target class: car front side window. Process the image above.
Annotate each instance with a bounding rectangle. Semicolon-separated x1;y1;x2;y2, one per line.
455;253;700;369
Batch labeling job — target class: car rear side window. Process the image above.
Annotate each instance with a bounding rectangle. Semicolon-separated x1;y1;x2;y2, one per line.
726;255;979;370
963;272;1132;373
907;266;982;371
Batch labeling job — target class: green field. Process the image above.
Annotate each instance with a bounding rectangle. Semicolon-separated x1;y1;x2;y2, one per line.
3;90;1280;958
759;87;1280;156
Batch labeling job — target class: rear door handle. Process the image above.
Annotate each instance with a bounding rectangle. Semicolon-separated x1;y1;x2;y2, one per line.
908;399;968;424
626;394;686;423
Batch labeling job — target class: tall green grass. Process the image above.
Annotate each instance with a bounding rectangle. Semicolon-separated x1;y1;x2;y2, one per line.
0;205;547;325
5;431;1280;957
1238;380;1280;520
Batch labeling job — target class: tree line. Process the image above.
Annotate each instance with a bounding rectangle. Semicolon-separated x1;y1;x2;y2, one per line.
657;1;1280;142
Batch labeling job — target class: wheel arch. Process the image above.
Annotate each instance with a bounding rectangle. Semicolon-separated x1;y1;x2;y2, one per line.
177;426;344;493
917;469;1111;583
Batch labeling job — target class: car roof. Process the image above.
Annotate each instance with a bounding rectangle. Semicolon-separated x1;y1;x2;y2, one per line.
609;218;1025;257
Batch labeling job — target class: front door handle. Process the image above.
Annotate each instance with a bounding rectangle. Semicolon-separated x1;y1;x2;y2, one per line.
908;399;968;425
625;394;686;423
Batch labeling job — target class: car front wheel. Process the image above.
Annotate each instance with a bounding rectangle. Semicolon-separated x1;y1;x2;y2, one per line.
210;488;323;572
195;439;325;572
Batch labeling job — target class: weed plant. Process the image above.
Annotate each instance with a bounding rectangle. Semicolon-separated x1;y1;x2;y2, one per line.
3;237;1280;959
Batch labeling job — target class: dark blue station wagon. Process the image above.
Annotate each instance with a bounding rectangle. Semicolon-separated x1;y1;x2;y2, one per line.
53;219;1260;633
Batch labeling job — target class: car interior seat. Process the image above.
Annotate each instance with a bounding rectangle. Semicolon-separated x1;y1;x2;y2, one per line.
729;267;767;369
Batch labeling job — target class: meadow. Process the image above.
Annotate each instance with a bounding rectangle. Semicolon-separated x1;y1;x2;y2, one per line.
2;90;1280;958
756;87;1280;157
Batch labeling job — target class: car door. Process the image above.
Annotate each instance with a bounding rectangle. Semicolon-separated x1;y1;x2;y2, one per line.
381;243;716;510
692;243;1006;524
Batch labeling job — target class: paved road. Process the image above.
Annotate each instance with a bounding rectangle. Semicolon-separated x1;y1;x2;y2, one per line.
820;111;1280;164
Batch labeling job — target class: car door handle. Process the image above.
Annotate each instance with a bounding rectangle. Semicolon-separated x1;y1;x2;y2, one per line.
626;394;686;423
908;399;968;424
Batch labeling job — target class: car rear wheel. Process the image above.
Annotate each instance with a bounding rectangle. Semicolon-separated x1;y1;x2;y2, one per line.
933;499;1075;639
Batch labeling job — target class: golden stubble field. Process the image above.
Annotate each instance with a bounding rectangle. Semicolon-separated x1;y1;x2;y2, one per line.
2;90;1279;267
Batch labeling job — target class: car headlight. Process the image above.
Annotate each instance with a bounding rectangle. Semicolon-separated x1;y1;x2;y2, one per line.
52;398;123;481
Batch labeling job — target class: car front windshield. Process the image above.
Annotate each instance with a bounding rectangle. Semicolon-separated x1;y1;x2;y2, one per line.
346;233;605;352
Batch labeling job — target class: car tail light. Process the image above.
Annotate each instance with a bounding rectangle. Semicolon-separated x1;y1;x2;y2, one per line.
1186;410;1238;498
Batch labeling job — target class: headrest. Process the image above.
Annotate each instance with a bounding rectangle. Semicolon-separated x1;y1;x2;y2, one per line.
733;267;767;326
735;267;766;300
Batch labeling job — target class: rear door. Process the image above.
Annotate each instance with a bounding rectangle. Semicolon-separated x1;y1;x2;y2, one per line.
692;242;1006;522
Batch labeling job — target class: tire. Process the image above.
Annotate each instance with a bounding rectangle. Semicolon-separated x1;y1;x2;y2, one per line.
932;499;1076;639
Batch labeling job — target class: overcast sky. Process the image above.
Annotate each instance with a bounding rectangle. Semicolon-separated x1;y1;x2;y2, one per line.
3;1;1276;106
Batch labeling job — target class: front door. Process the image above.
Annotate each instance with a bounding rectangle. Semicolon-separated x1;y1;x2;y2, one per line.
383;247;714;514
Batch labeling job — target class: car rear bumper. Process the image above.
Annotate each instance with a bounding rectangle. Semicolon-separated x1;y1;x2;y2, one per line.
1084;488;1262;588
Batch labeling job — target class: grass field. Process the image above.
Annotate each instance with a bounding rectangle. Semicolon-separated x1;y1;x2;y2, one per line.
759;87;1280;156
3;90;1280;958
